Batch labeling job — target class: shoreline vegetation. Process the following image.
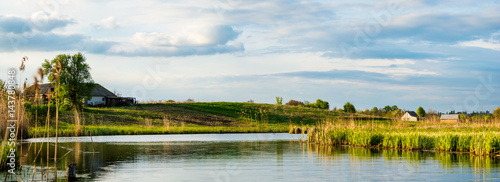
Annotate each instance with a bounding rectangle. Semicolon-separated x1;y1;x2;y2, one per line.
19;101;500;156
307;118;500;156
27;102;383;137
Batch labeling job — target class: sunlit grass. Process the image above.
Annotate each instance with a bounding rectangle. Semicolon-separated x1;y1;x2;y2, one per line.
307;118;500;156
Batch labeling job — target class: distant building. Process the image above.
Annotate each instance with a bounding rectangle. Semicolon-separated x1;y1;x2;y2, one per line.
39;83;136;107
401;111;422;121
440;114;460;123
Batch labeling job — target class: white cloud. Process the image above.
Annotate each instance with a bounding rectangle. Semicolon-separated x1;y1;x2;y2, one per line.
131;25;241;47
92;16;121;30
459;39;500;51
0;13;74;34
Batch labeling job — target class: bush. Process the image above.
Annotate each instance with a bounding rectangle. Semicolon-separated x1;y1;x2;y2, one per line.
494;107;500;121
275;97;283;105
285;100;304;106
303;99;329;110
24;102;56;126
343;102;356;113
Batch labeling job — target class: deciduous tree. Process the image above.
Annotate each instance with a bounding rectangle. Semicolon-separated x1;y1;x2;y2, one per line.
416;106;426;117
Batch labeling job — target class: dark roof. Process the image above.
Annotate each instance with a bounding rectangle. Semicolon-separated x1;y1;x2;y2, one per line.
39;83;53;95
90;84;118;98
406;111;419;117
38;83;118;98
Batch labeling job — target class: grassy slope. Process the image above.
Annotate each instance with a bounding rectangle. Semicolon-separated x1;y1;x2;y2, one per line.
30;102;385;137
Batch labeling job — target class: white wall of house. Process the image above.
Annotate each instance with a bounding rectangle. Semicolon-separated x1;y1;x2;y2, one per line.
401;113;418;121
87;96;106;106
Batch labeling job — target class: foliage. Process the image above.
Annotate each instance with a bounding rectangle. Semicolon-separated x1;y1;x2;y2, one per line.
315;99;329;109
308;120;500;155
285;99;304;106
24;102;56;126
343;102;356;113
494;107;500;121
0;79;5;91
416;106;426;117
383;105;399;113
275;96;283;105
303;99;329;110
42;53;95;110
0;142;19;170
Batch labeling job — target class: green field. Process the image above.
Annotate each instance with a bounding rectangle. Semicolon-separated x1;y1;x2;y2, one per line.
29;102;383;137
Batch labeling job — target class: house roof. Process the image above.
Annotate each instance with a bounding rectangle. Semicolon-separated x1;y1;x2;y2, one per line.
38;83;118;98
405;111;419;117
90;84;118;98
39;83;53;95
441;114;459;120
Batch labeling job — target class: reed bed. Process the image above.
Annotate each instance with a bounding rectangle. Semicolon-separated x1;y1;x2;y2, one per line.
29;124;289;137
307;118;500;156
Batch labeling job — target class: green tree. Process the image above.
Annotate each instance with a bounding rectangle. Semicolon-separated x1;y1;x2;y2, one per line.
371;107;379;115
42;53;95;110
383;105;391;113
416;106;426;117
391;105;398;111
343;102;356;113
315;99;329;110
494;107;500;121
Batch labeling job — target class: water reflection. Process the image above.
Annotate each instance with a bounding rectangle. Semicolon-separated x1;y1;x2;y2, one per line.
15;134;500;181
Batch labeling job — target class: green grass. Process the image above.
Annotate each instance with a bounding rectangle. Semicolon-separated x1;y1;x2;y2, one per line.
29;102;382;137
307;119;500;156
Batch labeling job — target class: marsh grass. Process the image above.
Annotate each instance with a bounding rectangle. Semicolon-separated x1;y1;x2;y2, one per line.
30;124;289;136
307;117;500;156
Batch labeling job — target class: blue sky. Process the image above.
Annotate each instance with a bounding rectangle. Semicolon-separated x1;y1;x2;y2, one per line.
0;0;499;112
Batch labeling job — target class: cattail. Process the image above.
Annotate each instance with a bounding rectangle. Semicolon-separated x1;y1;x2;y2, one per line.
23;79;27;90
19;56;28;71
38;68;44;81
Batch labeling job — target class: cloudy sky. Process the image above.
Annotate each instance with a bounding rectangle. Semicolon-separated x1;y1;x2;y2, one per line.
0;0;499;112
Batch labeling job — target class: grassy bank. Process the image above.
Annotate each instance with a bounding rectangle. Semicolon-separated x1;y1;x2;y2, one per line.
28;102;382;137
30;123;289;137
307;119;500;155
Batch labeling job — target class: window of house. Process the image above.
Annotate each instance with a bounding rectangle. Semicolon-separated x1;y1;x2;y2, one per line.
102;98;105;101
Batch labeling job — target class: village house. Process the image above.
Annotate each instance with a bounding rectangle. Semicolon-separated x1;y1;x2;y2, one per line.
401;111;423;121
440;114;460;123
38;83;136;107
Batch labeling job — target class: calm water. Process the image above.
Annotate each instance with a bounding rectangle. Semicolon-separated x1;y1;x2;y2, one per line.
10;134;500;181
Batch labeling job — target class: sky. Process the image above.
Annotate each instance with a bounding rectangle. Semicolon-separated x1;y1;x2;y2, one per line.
0;0;499;112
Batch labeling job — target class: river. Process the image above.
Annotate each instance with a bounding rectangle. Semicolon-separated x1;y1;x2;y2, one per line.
8;133;500;181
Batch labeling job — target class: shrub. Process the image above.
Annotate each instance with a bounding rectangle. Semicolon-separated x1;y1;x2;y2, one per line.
24;102;56;126
343;102;356;113
285;100;304;106
303;99;329;109
494;107;500;121
275;97;283;105
315;99;329;109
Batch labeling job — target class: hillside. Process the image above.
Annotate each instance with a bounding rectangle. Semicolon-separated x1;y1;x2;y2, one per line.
31;102;387;137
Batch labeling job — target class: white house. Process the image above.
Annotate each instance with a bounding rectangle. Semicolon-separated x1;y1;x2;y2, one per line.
401;111;421;121
83;84;118;106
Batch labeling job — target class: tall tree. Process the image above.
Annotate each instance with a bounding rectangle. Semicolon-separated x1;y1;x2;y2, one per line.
42;53;95;110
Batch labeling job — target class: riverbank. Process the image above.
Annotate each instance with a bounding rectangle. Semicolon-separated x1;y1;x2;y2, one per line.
307;119;500;156
28;102;382;137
